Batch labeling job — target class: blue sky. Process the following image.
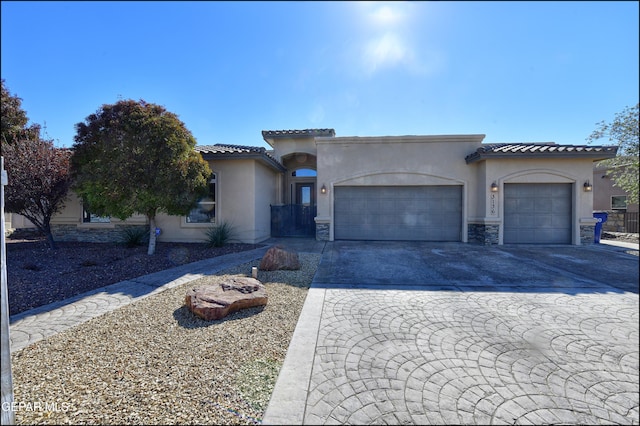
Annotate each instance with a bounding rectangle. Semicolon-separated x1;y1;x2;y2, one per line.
1;1;638;149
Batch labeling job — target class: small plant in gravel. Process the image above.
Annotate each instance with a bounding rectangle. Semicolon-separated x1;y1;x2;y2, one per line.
120;227;149;248
205;222;235;248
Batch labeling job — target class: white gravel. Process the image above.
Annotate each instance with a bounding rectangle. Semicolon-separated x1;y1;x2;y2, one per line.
10;253;321;425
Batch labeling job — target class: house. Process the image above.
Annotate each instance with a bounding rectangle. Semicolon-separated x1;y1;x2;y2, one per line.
592;160;639;233
8;129;617;245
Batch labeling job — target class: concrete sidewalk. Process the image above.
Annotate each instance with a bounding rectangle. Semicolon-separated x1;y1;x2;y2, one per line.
600;239;640;250
9;237;326;353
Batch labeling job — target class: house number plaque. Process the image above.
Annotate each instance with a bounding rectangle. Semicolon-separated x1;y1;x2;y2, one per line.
489;193;497;216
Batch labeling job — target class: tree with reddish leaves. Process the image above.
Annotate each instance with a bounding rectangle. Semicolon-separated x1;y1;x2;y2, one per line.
1;80;73;249
2;138;73;249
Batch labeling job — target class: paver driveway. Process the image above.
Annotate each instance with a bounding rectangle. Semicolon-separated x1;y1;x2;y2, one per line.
264;242;639;425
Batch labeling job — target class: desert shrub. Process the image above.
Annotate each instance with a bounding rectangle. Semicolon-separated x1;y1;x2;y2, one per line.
120;227;149;248
205;222;235;248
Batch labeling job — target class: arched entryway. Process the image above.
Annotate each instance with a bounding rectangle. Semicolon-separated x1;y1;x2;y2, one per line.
271;153;318;237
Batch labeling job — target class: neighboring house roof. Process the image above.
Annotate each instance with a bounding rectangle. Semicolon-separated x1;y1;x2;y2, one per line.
465;143;618;163
593;155;637;172
195;144;286;172
262;129;336;140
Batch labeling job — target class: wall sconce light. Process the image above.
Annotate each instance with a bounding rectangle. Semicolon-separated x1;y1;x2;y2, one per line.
320;184;327;194
583;181;592;192
490;182;498;192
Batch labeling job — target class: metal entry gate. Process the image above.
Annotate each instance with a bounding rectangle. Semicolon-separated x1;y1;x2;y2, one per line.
333;186;462;241
271;204;316;237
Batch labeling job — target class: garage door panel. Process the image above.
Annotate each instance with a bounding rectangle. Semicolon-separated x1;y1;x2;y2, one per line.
334;186;462;241
504;183;572;244
552;185;571;197
518;199;536;212
534;198;550;211
537;216;553;228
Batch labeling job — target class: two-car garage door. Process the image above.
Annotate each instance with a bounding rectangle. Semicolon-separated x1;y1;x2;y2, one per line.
334;186;462;241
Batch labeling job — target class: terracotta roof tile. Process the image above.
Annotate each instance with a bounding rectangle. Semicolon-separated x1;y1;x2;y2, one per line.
261;129;335;138
465;143;618;163
195;144;266;154
195;144;285;171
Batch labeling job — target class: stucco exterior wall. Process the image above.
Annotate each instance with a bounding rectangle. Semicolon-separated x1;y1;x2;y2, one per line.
316;135;486;241
266;137;317;162
254;161;280;242
155;159;263;244
49;192;147;233
593;165;639;213
14;158;275;245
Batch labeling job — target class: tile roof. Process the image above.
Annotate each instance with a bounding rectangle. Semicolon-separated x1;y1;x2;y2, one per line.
465;143;618;163
262;129;336;139
195;144;267;154
195;144;285;171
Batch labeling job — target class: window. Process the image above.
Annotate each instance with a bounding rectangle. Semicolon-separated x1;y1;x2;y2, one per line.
292;169;317;177
82;206;110;223
186;173;217;223
611;195;627;210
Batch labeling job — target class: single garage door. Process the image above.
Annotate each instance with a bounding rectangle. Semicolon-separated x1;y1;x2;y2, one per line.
504;183;572;244
334;186;462;241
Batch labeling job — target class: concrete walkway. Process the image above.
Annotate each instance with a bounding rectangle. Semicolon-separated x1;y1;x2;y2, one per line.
8;238;325;353
264;242;639;425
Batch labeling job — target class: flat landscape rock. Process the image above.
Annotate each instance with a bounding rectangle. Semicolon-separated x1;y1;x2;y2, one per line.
185;277;268;320
259;245;301;271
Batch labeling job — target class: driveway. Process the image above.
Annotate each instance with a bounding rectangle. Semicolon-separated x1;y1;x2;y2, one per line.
264;242;639;425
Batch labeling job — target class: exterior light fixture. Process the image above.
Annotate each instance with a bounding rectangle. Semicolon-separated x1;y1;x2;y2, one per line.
320;184;327;194
490;182;498;192
583;181;592;192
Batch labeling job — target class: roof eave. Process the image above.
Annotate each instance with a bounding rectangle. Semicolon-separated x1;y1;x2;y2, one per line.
465;150;619;164
199;151;286;172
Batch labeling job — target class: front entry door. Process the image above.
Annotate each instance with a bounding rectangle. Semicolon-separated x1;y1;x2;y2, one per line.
296;183;315;236
296;183;315;207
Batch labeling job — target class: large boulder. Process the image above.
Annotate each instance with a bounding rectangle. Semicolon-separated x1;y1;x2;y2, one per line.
185;277;267;321
259;245;301;271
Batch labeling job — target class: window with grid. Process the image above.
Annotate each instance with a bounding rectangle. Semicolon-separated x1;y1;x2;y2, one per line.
186;173;217;223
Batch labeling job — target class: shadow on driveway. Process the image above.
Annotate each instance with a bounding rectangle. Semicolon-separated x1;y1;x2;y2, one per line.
313;241;639;295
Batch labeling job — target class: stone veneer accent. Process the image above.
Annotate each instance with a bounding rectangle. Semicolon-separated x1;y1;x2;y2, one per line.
467;224;499;245
600;210;634;233
316;223;330;241
580;224;595;245
51;224;148;243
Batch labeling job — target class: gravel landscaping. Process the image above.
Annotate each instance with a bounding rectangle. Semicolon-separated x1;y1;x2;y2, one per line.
6;234;262;316
10;252;321;425
601;231;640;244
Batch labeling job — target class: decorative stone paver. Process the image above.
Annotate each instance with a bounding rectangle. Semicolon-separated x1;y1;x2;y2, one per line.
303;288;639;424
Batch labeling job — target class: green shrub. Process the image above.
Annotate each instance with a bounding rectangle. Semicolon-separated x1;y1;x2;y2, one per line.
205;222;235;248
120;227;149;248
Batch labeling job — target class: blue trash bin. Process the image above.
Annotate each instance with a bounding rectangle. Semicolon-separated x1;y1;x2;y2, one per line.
593;212;608;243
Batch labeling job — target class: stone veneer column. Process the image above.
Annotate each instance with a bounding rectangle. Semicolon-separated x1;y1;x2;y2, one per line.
580;225;595;245
467;224;499;245
315;223;330;241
